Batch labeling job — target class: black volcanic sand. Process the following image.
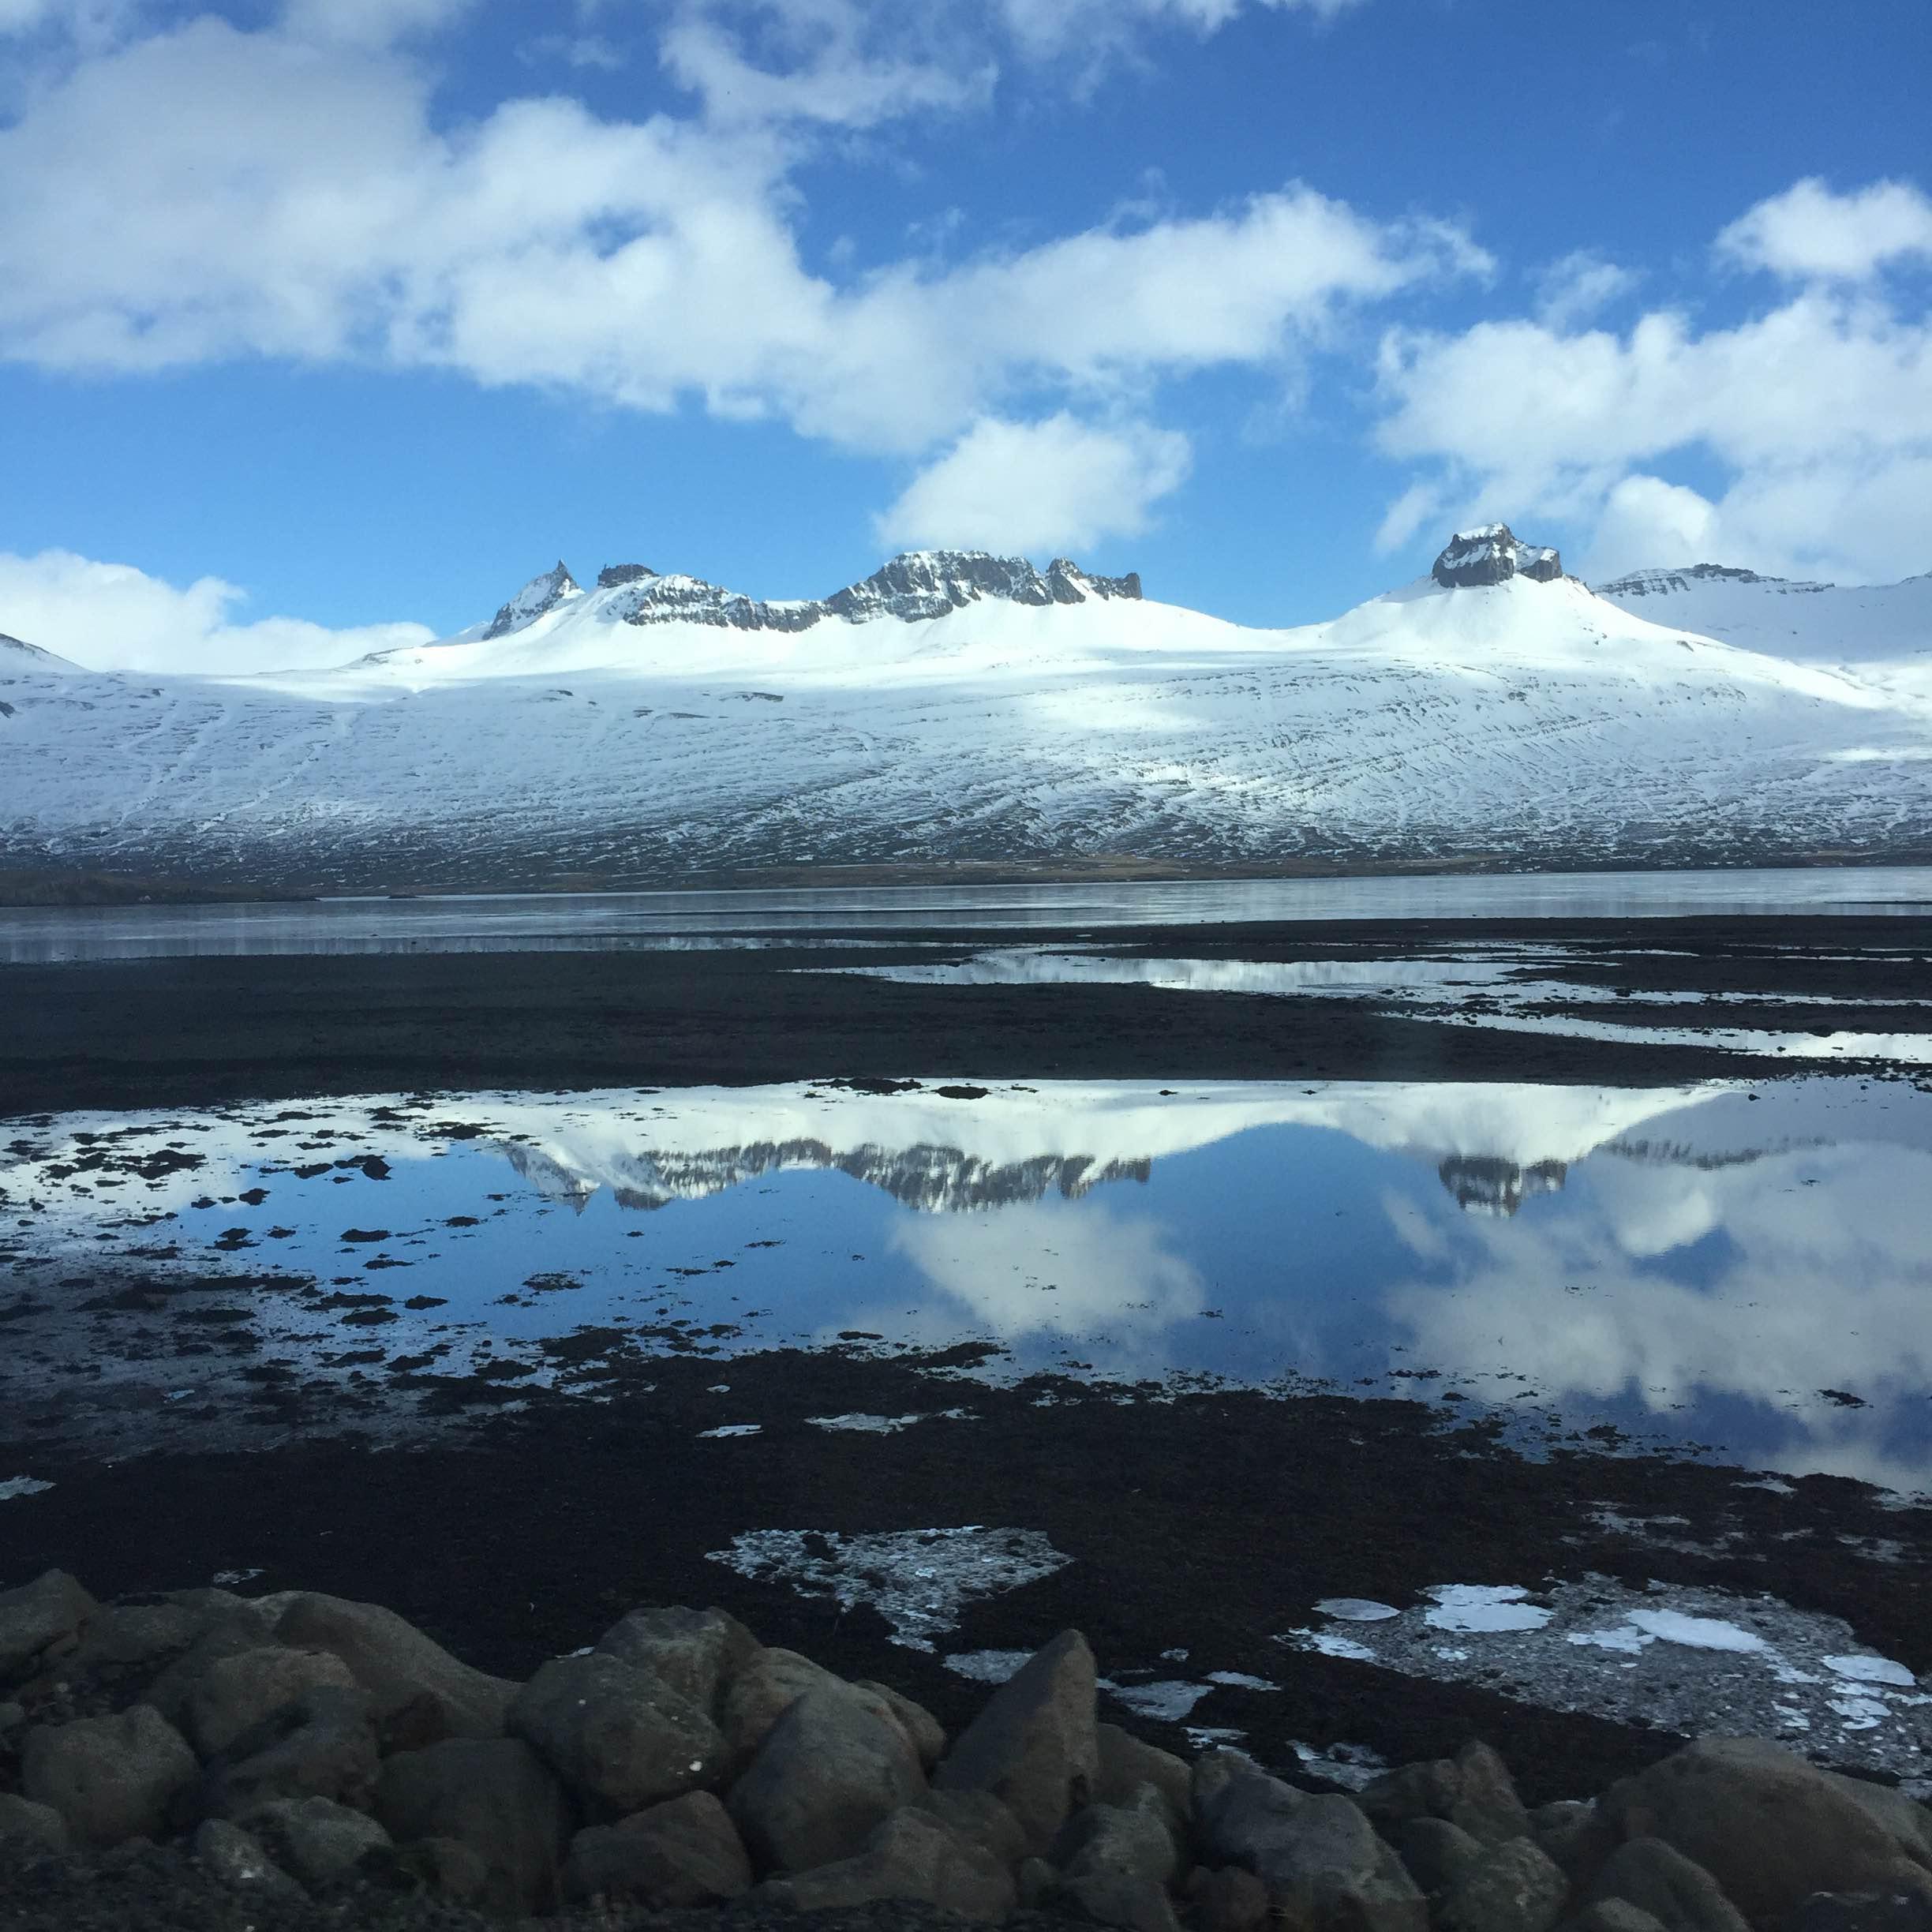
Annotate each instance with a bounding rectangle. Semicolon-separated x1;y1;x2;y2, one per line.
4;914;1930;1114
4;1344;1930;1814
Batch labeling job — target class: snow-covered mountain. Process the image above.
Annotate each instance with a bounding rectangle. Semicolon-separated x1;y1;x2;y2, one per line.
2;534;1929;887
0;631;78;675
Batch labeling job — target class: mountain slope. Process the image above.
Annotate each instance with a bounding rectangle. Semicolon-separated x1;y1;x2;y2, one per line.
2;541;1929;887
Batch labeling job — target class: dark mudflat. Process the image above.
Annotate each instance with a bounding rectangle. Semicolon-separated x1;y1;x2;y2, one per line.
5;1346;1928;1814
5;915;1927;1114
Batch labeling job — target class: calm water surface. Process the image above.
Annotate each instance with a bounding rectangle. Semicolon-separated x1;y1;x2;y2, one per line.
6;1076;1928;1491
4;865;1930;961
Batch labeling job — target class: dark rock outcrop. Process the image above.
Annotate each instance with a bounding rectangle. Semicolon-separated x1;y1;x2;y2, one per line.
482;562;578;640
596;563;658;589
1432;525;1563;589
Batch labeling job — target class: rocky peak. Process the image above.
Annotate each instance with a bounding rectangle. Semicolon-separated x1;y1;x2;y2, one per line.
0;631;80;673
1438;1155;1568;1217
482;561;579;640
1432;525;1563;590
1596;563;1825;599
596;563;657;590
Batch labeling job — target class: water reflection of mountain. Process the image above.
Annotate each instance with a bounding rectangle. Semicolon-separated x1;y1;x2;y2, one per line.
1437;1155;1568;1217
507;1137;1151;1214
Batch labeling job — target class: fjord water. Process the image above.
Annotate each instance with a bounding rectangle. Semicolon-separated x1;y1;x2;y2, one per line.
3;863;1932;961
7;1076;1929;1492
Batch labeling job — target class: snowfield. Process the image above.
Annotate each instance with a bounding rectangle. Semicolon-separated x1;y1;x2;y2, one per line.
2;550;1929;886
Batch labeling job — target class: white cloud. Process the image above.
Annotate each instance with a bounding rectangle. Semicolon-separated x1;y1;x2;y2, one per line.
280;0;477;49
0;17;1477;466
878;414;1191;553
1717;176;1932;283
0;549;434;674
1534;249;1638;330
1373;187;1932;582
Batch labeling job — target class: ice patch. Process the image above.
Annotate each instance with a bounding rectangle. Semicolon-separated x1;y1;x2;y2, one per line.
697;1423;762;1439
1627;1608;1768;1653
1567;1626;1655;1656
1291;1740;1387;1792
0;1477;52;1501
1423;1585;1553;1633
1315;1597;1401;1622
1292;1629;1378;1662
1106;1679;1214;1720
806;1410;971;1433
1207;1671;1279;1691
944;1649;1035;1683
709;1525;1071;1649
211;1567;262;1586
1824;1653;1918;1687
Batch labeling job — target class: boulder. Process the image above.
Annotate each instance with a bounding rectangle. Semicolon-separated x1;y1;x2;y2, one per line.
1826;1774;1932;1868
0;1571;95;1681
0;1793;69;1855
933;1629;1099;1856
1398;1815;1483;1893
756;1804;1016;1920
728;1682;926;1874
1190;1864;1271;1932
1790;1894;1932;1931
1530;1798;1598;1878
21;1705;198;1848
1582;1837;1750;1932
1358;1739;1531;1846
268;1592;515;1741
377;1736;571;1911
1438;1835;1569;1932
918;1787;1028;1867
1096;1720;1192;1822
245;1794;392;1890
1601;1739;1932;1924
197;1683;380;1817
141;1612;292;1735
193;1818;307;1902
858;1679;948;1771
1054;1784;1182;1889
510;1650;724;1813
721;1645;848;1765
390;1833;497;1908
67;1601;212;1679
1051;1869;1185;1932
595;1605;757;1715
1574;1905;1672;1932
562;1790;752;1907
185;1644;359;1758
1195;1754;1427;1932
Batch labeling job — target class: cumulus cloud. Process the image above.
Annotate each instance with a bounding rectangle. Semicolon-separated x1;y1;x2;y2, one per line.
878;414;1191;553
0;549;435;674
1533;249;1638;330
1717;176;1932;283
1372;190;1932;582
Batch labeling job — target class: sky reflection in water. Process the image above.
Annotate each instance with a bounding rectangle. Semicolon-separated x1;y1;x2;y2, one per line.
6;1077;1930;1491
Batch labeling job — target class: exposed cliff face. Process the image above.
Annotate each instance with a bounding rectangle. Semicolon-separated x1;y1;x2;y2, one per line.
483;561;579;639
1597;564;1825;599
1437;1155;1568;1216
1432;526;1563;590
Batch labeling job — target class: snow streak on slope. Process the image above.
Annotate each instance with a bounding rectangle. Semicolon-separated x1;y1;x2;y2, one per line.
2;554;1930;886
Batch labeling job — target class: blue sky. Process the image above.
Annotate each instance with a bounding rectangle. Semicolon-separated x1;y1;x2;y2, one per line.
1;0;1929;672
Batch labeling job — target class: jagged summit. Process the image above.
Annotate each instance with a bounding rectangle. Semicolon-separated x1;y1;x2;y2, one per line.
1432;525;1563;590
483;561;579;640
477;548;1143;640
0;631;80;675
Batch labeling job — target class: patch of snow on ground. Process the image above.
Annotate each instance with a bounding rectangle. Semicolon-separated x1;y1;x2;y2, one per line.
1315;1597;1401;1621
0;1477;52;1500
1291;1740;1388;1791
1103;1679;1215;1720
709;1525;1071;1649
943;1649;1035;1683
696;1423;762;1439
1280;1577;1930;1780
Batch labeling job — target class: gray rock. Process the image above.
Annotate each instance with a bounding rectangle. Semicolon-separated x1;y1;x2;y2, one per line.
193;1818;306;1901
0;1571;95;1681
245;1795;392;1890
269;1591;515;1742
1189;1865;1271;1932
1826;1775;1932;1868
22;1704;198;1848
376;1736;571;1912
721;1645;848;1765
141;1612;290;1735
1398;1815;1483;1893
0;1700;24;1738
197;1683;380;1818
918;1787;1028;1868
933;1628;1098;1856
729;1683;926;1874
391;1833;497;1908
185;1644;360;1758
1601;1738;1932;1924
595;1605;757;1715
0;1793;69;1855
510;1650;725;1812
1195;1756;1427;1932
1017;1855;1057;1908
756;1805;1016;1920
67;1601;210;1679
1531;1798;1599;1878
1432;524;1564;589
1358;1739;1531;1846
1054;1784;1182;1889
857;1679;948;1771
1096;1721;1192;1823
1573;1904;1672;1932
1583;1837;1750;1932
563;1790;752;1907
1051;1869;1185;1932
1439;1835;1569;1932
